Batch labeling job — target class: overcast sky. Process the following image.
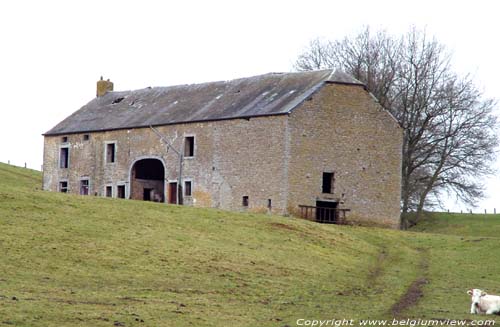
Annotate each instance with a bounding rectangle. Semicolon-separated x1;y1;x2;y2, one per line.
0;0;498;212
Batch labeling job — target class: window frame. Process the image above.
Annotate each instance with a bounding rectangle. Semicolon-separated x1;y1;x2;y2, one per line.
105;184;113;197
116;183;126;199
104;141;117;164
59;180;68;193
184;179;193;197
322;172;335;194
80;178;90;196
183;135;195;158
59;145;70;169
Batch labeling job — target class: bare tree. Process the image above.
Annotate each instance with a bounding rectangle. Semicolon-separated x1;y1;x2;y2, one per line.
296;29;399;109
295;27;498;225
295;38;335;71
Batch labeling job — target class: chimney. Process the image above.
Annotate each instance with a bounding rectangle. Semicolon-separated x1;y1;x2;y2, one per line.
96;76;114;97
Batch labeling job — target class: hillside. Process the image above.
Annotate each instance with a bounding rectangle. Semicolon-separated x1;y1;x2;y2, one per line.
410;211;500;237
0;163;499;326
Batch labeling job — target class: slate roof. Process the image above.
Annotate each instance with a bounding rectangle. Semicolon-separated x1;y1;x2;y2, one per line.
44;70;364;135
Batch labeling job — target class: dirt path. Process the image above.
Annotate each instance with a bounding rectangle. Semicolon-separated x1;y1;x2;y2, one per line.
368;247;388;282
390;247;429;317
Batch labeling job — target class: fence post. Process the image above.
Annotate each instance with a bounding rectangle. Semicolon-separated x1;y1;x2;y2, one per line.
485;209;487;214
495;208;497;215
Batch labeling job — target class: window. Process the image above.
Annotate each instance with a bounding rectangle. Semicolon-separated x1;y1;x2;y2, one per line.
59;147;69;168
106;143;116;163
112;97;125;104
184;136;195;157
322;172;334;194
105;186;112;197
59;181;68;193
242;196;249;207
80;179;89;195
184;181;192;196
83;134;90;141
61;136;68;143
117;185;126;199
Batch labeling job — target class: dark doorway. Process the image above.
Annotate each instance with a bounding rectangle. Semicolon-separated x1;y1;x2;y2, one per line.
143;188;153;201
130;159;165;202
316;200;338;223
168;182;177;204
117;185;126;199
80;180;89;195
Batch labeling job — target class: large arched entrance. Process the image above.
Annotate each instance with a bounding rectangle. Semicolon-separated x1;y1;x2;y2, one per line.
130;158;165;202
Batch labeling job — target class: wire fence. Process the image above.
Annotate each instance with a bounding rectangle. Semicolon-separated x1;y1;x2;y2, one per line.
2;160;42;171
445;209;498;215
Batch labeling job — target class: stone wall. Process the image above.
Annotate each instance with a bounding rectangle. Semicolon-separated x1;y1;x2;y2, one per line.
43;82;403;227
43;115;289;214
130;178;164;202
287;83;402;228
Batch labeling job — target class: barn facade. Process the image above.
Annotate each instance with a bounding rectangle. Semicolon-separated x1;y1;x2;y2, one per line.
43;70;402;228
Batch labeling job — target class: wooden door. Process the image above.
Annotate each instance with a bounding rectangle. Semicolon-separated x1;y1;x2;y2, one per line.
168;182;177;204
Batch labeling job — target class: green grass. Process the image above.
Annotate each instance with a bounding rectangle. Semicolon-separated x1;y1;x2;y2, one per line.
1;163;499;326
404;212;500;320
410;211;500;237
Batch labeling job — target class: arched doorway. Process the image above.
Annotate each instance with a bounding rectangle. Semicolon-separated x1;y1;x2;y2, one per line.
130;158;165;202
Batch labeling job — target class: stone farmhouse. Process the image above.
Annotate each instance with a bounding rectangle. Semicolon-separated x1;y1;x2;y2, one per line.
43;70;402;228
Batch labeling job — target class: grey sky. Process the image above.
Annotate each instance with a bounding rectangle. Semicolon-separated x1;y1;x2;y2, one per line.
1;0;498;211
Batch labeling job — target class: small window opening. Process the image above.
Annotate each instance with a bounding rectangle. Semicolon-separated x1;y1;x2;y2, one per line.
117;185;125;199
106;143;116;163
83;134;90;141
59;181;68;193
112;97;125;104
184;181;192;196
267;199;272;209
184;136;195;157
322;172;334;194
61;136;68;143
80;180;89;196
105;186;112;197
60;147;69;168
242;196;249;207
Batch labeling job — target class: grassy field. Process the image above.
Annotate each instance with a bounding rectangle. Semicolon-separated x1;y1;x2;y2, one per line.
411;211;500;237
1;163;499;326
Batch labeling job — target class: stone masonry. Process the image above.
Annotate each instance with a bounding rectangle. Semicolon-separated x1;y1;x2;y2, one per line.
43;71;403;228
287;83;402;228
